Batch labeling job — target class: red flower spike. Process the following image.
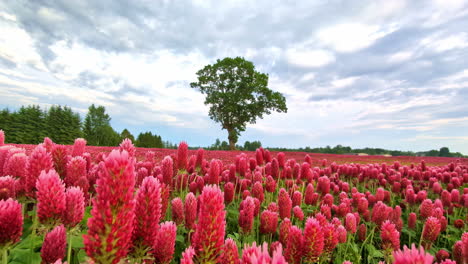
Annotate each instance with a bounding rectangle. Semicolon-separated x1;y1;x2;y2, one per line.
72;138;87;157
62;187;84;228
260;210;279;235
83;150;136;264
27;145;53;196
184;192;197;231
278;188;292;220
192;185;226;263
0;198;23;247
171;197;185;225
221;238;240;264
285;225;303;264
36;170;66;226
131;176;161;255
303;217;324;263
41;225;66;264
154;221;177;264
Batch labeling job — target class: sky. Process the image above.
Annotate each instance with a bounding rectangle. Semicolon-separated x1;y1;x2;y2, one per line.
1;0;468;154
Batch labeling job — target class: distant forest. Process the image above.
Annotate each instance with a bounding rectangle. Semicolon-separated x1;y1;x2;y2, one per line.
0;104;176;149
0;104;466;157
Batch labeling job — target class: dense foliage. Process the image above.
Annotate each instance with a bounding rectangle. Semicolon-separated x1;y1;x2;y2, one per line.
0;105;168;148
0;131;467;264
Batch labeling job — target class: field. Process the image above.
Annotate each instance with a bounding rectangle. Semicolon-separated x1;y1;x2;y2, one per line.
1;135;467;264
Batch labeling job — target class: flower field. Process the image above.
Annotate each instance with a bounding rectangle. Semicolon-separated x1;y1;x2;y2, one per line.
0;131;467;264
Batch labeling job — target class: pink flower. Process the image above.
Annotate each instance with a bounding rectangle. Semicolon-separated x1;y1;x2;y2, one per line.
303;217;324;263
358;224;366;242
132;176;161;255
208;159;221;184
252;182;264;203
345;213;357;234
84;150;135;264
239;197;256;234
41;225;66;264
393;244;433;264
0;176;17;200
371;201;391;226
27;145;53;196
292;191;302;207
419;199;433;219
260;210;278;235
196;148;204;168
285;226;303;264
62;187;84;228
408;212;417;229
224;182;235;204
192;185;226;263
0;130;4;146
162;156;173;187
51;145;69;178
453;241;463;264
177;141;188;170
304;184;315;205
181;247;196;264
337;225;347;243
293;206;304;221
381;220;400;251
72;138;87;157
154;221;177;264
36;170;66;226
271;158;279;179
184;192;198;231
279;218;292;246
221;238;240;264
0;198;23;247
462;232;468;263
256;149;264;165
65;156;87;188
317;176;330;195
278;188;292;220
3;152;28;182
119;138;135;158
171;197;185;225
422;217;441;249
265;176;276;193
323;223;339;254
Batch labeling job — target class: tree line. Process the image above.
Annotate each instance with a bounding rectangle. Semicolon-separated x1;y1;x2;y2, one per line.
0;104;172;148
267;145;466;158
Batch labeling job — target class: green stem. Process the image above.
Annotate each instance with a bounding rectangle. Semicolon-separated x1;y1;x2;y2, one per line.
2;247;8;264
67;232;72;264
29;207;38;264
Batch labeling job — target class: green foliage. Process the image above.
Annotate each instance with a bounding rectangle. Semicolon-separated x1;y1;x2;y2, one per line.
191;57;287;149
0;105;81;144
45;105;82;144
135;131;164;148
83;104;120;146
439;147;451;157
120;128;135;142
243;140;261;151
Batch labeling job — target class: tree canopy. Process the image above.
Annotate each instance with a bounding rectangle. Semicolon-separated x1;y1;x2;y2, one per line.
190;57;287;150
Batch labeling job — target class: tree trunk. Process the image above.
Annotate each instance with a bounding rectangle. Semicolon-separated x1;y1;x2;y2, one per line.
227;127;236;150
229;139;235;150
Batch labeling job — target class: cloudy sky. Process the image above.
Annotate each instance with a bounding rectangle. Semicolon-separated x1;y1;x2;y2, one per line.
1;0;468;153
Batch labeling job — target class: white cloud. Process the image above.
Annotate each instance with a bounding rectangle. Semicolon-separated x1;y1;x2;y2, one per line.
331;77;359;88
0;19;46;70
317;23;396;53
388;51;413;63
285;48;335;68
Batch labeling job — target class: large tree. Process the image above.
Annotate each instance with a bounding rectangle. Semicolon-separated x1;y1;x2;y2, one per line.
190;57;287;150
